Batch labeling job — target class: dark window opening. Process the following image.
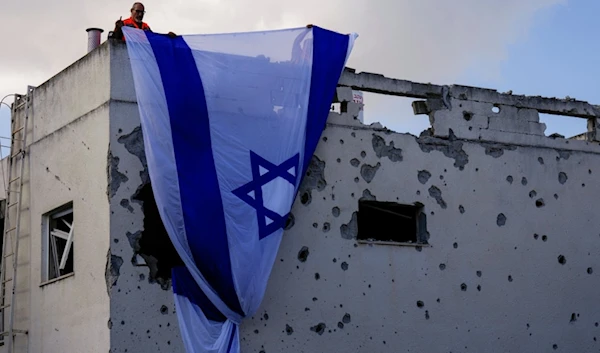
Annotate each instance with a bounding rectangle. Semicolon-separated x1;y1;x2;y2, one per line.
132;183;184;289
357;200;428;244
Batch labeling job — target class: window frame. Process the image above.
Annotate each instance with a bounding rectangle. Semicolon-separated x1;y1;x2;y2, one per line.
41;202;74;284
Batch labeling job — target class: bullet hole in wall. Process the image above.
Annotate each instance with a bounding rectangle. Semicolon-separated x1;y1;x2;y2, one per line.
310;323;326;335
342;313;351;323
284;213;295;230
298;246;309;262
332;207;340;217
558;255;566;265
497;213;507;227
559;172;568;184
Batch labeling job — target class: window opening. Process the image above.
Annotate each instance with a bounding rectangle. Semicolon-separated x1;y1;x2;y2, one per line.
357;200;428;245
43;203;74;282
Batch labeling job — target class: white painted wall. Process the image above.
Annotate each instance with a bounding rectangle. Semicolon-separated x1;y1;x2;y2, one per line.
0;43;112;353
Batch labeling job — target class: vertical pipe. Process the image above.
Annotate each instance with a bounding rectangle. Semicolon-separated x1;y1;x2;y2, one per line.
86;28;104;52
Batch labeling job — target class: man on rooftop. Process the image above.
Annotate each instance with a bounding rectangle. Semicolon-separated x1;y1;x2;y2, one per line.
112;2;175;40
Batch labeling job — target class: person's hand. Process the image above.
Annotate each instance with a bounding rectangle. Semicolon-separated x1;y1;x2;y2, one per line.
168;32;177;38
115;16;124;28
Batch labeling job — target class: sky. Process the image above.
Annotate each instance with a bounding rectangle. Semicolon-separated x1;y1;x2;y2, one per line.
0;0;596;155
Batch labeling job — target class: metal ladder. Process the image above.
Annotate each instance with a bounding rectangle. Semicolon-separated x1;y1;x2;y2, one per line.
0;86;34;352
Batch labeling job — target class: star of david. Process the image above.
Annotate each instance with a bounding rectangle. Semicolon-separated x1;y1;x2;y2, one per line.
232;151;300;240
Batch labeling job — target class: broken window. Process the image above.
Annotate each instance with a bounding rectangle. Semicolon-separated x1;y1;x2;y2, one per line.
42;203;74;282
357;200;428;245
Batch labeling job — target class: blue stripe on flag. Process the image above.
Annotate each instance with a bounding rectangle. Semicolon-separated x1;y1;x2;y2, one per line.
302;27;349;176
146;32;244;317
172;266;226;322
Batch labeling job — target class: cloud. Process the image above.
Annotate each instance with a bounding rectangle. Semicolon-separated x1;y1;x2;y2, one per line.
0;0;564;132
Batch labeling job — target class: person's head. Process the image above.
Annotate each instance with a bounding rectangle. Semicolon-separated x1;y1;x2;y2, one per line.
130;2;145;23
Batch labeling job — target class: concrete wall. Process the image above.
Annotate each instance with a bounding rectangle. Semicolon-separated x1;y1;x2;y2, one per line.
107;42;183;353
239;96;600;353
0;43;112;353
103;45;600;353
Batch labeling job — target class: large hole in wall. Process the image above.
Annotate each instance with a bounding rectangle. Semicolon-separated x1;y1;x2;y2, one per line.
539;113;588;139
361;93;430;135
357;200;428;244
132;183;184;289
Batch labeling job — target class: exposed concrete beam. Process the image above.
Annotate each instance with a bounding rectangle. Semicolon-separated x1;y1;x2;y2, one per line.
339;68;600;119
338;68;444;99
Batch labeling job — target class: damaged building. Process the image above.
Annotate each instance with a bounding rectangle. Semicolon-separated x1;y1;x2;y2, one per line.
0;36;599;353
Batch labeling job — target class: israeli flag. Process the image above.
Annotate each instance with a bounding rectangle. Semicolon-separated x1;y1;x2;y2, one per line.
123;26;356;353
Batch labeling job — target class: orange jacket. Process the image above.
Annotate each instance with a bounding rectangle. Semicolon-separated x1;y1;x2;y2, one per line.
123;17;151;31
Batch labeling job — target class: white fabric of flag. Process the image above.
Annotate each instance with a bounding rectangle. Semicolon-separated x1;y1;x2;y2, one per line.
123;25;356;353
